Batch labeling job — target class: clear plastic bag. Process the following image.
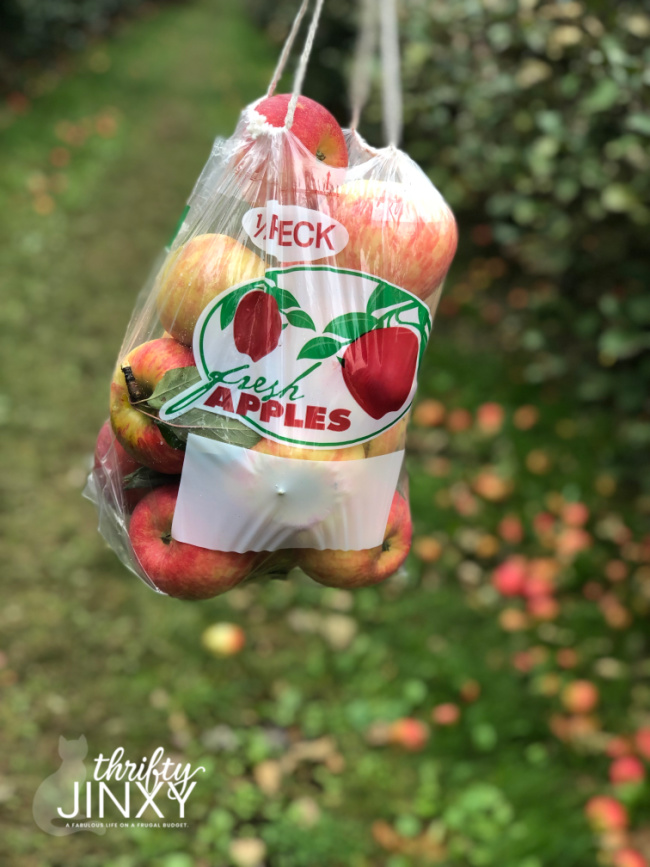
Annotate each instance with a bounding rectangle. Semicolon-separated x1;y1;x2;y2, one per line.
85;28;457;600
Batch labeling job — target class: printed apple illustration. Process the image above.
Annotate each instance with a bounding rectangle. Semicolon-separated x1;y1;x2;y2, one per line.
157;234;265;345
331;179;457;299
252;94;348;168
233;290;282;362
94;419;149;511
129;484;260;599
110;337;195;474
341;327;418;420
296;490;412;588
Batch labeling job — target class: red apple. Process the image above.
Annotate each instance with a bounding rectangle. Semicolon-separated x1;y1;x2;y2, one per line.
94;419;148;511
561;680;599;715
129;484;259;599
331;179;458;300
584;796;628;832
388;717;429;751
156;234;265;345
613;850;648;867
252;94;348;168
476;402;505;434
296;490;412;588
110;337;195;474
610;756;645;786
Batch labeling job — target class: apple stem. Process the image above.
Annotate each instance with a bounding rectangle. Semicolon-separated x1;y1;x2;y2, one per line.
122;365;146;404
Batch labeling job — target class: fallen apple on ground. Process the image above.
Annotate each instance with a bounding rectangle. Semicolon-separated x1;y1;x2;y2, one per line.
253;438;365;462
331;179;457;299
296;490;412;588
156;234;265;345
129;484;260;599
233;94;348;205
110;337;195;474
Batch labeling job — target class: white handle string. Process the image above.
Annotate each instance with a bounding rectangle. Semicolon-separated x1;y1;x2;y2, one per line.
267;0;311;98
348;0;403;146
285;0;326;129
379;0;402;146
349;0;378;131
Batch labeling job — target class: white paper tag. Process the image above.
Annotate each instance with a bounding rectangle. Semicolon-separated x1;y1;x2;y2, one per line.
171;435;404;553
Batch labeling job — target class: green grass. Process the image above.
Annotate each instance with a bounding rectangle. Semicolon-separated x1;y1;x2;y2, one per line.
1;1;649;865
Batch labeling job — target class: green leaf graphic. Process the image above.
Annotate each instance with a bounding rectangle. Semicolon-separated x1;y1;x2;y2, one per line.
418;304;432;331
145;366;202;412
324;311;376;341
297;336;344;360
366;281;406;313
285;308;316;331
269;287;300;311
219;286;248;330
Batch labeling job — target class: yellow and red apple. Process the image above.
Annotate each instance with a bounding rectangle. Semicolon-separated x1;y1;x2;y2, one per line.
253;438;365;462
110;337;195;474
364;416;409;458
129;484;260;599
233;94;348;205
331;179;457;299
296;490;412;588
253;94;348;168
156;234;265;345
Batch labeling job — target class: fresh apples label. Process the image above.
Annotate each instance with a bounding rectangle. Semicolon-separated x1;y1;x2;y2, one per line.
159;266;432;449
242;201;349;262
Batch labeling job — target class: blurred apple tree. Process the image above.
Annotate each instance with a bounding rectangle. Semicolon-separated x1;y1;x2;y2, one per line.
247;0;650;436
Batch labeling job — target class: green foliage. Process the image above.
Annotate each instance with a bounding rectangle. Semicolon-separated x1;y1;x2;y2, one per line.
247;0;650;421
1;0;168;61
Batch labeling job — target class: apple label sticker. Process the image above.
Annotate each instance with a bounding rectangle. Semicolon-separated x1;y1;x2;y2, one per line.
242;201;349;262
159;265;432;450
171;436;404;552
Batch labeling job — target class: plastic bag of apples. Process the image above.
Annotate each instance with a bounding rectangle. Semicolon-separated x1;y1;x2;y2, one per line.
85;83;457;600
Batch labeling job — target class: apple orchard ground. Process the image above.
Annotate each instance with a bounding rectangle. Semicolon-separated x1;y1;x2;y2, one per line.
1;1;649;865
